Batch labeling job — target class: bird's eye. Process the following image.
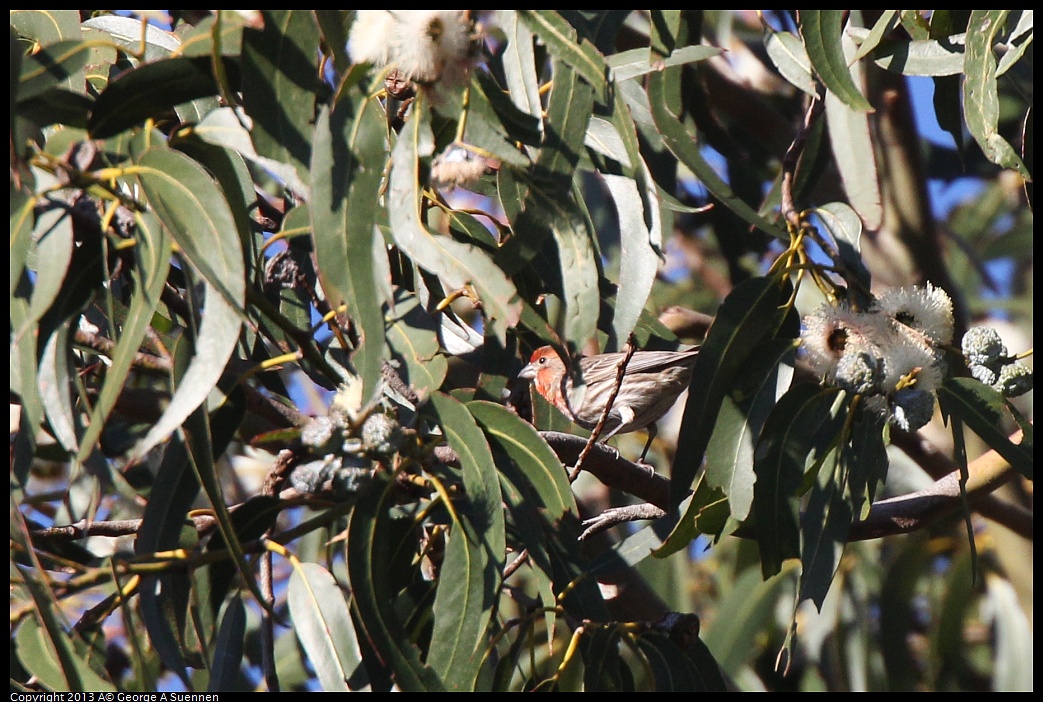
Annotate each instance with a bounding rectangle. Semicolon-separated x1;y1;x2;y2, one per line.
538;357;546;364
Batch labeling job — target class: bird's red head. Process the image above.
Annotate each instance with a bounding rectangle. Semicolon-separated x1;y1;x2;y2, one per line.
517;346;566;380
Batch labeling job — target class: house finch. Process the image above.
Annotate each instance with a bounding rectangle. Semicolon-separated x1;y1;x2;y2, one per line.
517;345;699;459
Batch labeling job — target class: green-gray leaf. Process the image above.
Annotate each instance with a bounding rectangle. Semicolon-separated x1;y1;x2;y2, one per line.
798;10;874;112
311;98;388;407
133;148;245;462
962;11;1030;176
387;101;521;345
288;562;368;692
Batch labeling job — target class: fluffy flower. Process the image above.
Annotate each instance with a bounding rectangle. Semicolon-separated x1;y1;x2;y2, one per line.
348;10;478;89
800;303;890;381
880;335;944;395
430;146;488;190
348;10;395;67
389;10;475;85
874;283;954;345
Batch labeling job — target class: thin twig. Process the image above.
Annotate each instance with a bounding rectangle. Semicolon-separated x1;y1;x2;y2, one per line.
502;549;531;580
73;328;172;375
780;92;824;228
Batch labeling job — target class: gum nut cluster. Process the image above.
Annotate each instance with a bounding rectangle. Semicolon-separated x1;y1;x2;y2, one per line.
961;326;1033;398
348;11;478;88
801;284;953;431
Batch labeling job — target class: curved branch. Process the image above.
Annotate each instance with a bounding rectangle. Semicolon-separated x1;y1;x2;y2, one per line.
537;428;1031;541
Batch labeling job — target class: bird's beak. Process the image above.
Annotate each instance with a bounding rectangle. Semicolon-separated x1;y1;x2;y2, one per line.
517;362;537;381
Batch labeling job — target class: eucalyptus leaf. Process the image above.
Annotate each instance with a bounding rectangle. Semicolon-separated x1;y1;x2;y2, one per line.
76;211;170;463
10;9;81;45
88;55;241;139
426;393;505;690
937;377;1032;479
962;11;1030;176
288;562;368;692
670;276;792;507
347;472;447;691
241;10;321;197
764;28;818;96
208;596;247;692
17;39;91;101
517;10;608;99
311;98;388;407
132;148;245;461
387;100;521;345
495;11;543;126
753;383;845;578
798;10;874;112
798;453;852;611
822;32;883;230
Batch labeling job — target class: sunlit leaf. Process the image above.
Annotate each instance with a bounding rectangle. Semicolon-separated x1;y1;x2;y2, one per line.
822;31;883;230
670;276;792;507
132;147;245;461
37;319;79;453
89;55;240;139
241;10;321;196
24;201;74;331
962;10;1030;176
607;44;720;83
192;106;310;195
426;393;504;690
17;39;91;101
937;377;1032;479
288;562;368;692
517;10;608;99
861;34;967;76
495;11;543;126
387;99;521;345
704;340;797;522
601;172;660;350
798;10;874;112
764;27;818;96
984;572;1034;692
384;291;448;400
82;14;180;56
311;97;388;407
814;201;872;292
848;10;900;64
10;9;81;45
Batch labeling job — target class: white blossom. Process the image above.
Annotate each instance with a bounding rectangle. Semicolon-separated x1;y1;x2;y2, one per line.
874;283;954;346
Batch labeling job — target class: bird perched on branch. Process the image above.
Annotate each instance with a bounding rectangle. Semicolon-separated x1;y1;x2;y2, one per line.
517;345;700;460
